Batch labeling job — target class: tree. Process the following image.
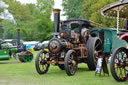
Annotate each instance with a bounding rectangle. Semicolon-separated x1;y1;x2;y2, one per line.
7;1;34;22
62;0;118;28
1;0;35;40
37;0;54;18
26;0;54;41
81;0;117;28
0;8;4;13
34;15;54;41
0;0;7;22
1;0;54;42
27;4;40;18
2;20;17;39
62;0;84;19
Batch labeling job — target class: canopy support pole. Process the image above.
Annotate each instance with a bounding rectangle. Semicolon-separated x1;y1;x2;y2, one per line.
117;10;120;33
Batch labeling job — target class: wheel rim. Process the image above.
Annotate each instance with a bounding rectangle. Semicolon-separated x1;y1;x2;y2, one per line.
68;53;77;75
38;53;49;72
113;49;128;80
94;39;102;64
23;51;33;62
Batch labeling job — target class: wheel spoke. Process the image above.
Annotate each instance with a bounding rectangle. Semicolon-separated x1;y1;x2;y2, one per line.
39;64;41;68
114;64;118;69
69;57;74;72
95;42;101;50
70;64;74;73
44;64;47;70
115;67;119;74
40;54;43;60
71;55;74;60
120;68;123;78
42;65;45;71
68;58;73;63
94;40;102;66
96;50;102;53
42;54;44;59
123;68;126;77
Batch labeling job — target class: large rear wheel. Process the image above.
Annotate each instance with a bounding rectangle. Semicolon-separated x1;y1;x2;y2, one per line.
35;50;50;74
64;50;77;76
87;37;102;70
110;47;128;81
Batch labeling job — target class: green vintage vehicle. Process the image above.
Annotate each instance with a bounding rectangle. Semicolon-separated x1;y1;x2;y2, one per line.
91;28;127;57
0;29;33;62
101;0;128;81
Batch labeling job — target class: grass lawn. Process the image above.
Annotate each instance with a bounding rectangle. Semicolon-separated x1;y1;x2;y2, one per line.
0;51;127;85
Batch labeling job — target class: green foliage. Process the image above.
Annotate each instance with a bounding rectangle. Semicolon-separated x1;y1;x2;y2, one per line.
0;0;54;41
8;1;34;22
62;0;118;28
0;2;5;23
81;0;117;28
2;20;17;39
62;0;84;19
0;25;4;38
27;4;40;18
0;8;4;13
37;0;54;17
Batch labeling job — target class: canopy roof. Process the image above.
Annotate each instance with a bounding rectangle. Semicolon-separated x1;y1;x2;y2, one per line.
101;0;128;18
61;19;102;29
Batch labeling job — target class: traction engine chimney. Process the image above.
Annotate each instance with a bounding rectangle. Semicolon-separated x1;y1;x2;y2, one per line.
17;29;20;48
53;9;61;33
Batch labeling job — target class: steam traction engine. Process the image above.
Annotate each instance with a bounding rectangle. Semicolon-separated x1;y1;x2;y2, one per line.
35;9;102;76
0;29;33;62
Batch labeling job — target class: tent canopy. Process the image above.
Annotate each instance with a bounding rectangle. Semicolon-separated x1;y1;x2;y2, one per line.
101;0;128;18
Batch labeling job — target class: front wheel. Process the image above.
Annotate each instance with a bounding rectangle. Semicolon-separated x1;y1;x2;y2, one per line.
64;50;77;76
110;47;128;81
35;50;50;74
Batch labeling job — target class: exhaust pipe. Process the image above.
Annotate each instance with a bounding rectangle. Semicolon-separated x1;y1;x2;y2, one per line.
53;9;61;32
17;29;20;48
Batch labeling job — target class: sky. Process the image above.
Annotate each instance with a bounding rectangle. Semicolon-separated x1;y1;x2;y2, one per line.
16;0;37;4
16;0;66;20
